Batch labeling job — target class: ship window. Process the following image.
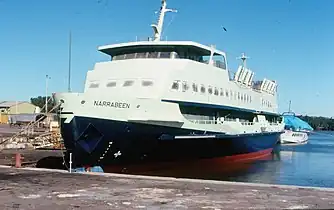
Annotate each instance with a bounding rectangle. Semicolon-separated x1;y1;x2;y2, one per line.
171;81;179;90
142;80;153;86
147;52;159;58
200;85;206;93
192;83;198;92
250;96;252;103
241;94;243;101
214;87;219;96
208;86;213;94
124;53;136;59
234;91;237;100
106;81;116;87
220;88;224;96
225;90;229;97
137;52;148;58
123;80;134;87
238;92;240;100
159;52;171;58
212;55;227;70
113;54;126;61
89;83;99;88
182;81;189;92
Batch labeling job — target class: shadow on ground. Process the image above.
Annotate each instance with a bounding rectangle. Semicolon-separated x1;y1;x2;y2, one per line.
36;156;67;170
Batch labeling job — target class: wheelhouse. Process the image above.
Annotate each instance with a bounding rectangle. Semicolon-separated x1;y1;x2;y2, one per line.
98;41;228;70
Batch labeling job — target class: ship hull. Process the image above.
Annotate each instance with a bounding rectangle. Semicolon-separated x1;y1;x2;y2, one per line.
60;115;281;168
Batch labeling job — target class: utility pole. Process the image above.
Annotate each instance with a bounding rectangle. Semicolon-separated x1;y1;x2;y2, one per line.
68;30;72;92
45;74;51;113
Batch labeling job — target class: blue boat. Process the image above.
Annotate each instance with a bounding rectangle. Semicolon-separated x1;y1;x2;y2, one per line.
280;112;313;144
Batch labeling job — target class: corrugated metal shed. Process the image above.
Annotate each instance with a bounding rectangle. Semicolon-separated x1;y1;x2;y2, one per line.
0;101;26;108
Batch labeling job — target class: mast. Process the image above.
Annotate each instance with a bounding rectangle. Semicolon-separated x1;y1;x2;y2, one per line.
288;100;292;112
151;0;177;41
68;31;72;92
237;53;250;69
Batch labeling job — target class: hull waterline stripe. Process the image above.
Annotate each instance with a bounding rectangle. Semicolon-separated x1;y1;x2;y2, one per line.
174;135;216;139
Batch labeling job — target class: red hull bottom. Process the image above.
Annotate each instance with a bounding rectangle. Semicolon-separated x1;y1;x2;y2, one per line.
103;148;274;175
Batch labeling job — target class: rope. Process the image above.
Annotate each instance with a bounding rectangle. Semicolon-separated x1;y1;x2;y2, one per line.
161;13;177;40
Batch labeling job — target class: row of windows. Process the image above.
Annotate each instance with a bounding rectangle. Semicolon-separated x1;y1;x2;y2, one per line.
292;133;304;137
89;80;154;88
171;80;275;108
261;99;273;108
171;81;253;103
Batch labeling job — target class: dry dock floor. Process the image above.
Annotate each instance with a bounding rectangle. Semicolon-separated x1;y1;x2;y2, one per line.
0;166;334;209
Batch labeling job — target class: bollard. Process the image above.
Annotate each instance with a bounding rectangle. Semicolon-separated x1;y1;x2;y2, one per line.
15;153;23;168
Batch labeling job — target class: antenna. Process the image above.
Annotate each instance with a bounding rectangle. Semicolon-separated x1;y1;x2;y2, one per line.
151;0;177;41
237;53;250;69
288;100;292;112
67;30;72;92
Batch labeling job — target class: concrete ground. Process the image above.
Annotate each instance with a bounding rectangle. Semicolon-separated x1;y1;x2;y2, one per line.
0;166;334;209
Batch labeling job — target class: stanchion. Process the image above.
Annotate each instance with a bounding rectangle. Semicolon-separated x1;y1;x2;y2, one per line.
69;153;72;173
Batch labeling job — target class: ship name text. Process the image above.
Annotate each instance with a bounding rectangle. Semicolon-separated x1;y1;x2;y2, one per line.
93;100;130;109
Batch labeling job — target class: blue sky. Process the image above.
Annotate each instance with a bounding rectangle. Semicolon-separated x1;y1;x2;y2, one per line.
0;0;333;116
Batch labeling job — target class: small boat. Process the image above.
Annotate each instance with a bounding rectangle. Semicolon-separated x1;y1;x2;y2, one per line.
279;112;313;144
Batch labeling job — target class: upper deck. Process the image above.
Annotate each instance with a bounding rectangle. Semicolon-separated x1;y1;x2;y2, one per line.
98;41;228;70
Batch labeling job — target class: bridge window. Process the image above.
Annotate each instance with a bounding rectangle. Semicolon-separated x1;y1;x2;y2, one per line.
212;55;227;69
160;52;171;58
147;52;158;58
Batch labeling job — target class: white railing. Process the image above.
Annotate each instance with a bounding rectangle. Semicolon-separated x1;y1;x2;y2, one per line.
189;119;217;124
241;122;254;126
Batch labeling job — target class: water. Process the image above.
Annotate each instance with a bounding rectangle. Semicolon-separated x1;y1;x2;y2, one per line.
122;131;334;188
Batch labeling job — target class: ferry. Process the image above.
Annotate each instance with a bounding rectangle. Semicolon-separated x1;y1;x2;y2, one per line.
53;0;284;168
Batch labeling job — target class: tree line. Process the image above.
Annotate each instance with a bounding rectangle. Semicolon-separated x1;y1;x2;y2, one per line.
298;115;334;131
30;96;57;113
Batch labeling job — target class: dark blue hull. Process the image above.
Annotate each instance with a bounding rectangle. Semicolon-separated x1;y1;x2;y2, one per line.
60;116;281;167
